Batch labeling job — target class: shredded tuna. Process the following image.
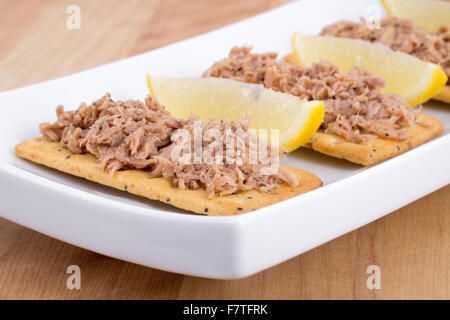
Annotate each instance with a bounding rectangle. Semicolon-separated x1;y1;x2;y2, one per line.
203;46;417;144
40;94;297;197
320;17;450;83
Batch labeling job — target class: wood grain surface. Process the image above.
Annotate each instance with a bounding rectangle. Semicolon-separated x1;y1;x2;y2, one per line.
0;0;448;300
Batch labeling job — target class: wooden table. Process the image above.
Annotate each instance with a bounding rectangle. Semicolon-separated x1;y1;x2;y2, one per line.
0;0;448;300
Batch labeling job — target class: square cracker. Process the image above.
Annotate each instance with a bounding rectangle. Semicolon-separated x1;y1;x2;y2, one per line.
15;138;322;216
434;85;450;104
305;114;444;166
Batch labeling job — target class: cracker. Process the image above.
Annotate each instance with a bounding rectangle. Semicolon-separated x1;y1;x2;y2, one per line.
15;138;322;216
434;85;450;104
306;114;444;166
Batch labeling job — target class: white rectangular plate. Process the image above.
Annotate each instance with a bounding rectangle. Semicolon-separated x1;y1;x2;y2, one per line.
0;0;449;279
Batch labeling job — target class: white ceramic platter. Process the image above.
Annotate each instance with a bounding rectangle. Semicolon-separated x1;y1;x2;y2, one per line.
0;0;449;279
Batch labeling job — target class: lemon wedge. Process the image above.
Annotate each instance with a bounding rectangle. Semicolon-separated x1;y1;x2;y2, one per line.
147;75;324;152
381;0;450;33
292;33;448;106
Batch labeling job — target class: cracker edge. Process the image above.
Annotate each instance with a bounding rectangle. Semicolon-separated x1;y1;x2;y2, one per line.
14;138;323;216
306;114;444;166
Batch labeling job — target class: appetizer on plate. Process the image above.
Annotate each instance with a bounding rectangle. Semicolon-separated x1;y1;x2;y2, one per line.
204;46;444;165
15;91;323;216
